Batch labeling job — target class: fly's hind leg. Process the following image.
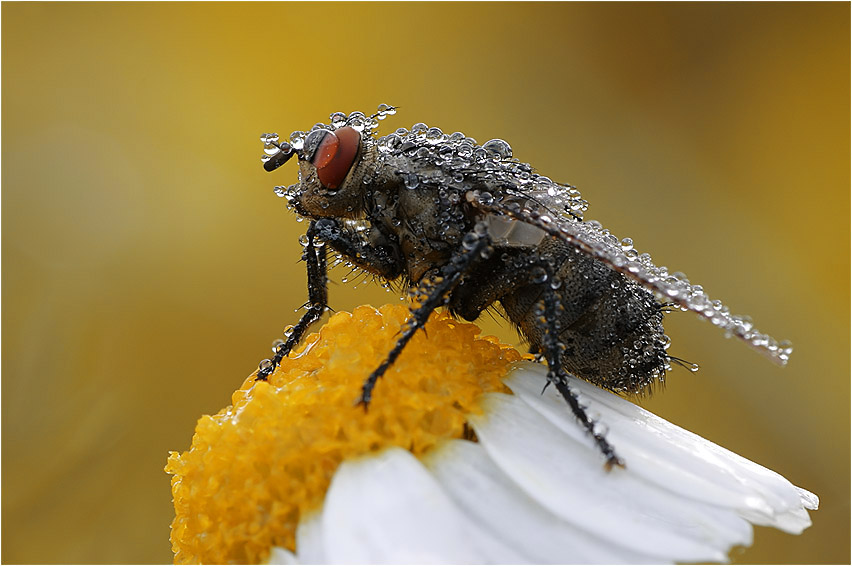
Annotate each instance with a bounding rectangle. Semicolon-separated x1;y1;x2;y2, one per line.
539;270;624;470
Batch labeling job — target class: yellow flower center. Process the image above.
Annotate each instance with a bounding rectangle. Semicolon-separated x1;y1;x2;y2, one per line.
165;304;522;564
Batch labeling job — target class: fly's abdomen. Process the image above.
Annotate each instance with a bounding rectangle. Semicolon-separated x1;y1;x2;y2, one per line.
501;241;669;394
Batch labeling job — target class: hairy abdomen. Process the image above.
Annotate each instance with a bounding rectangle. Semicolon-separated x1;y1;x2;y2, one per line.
500;241;668;394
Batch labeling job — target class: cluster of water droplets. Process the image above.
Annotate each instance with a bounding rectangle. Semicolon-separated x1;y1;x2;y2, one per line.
259;133;285;164
285;105;397;152
369;118;588;226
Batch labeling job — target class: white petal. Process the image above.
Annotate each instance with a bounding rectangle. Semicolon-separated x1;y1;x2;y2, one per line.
469;392;749;563
797;486;820;511
266;546;298;565
425;438;661;564
503;363;815;532
506;364;767;511
295;510;325;564
273;361;816;565
319;446;527;564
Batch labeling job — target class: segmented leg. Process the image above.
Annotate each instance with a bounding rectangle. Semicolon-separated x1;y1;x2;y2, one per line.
357;227;492;407
255;220;328;381
539;268;624;470
312;218;404;280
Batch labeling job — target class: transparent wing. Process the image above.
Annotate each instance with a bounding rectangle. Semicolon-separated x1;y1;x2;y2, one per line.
467;190;792;366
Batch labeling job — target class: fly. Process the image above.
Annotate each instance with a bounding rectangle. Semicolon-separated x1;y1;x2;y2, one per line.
255;105;792;469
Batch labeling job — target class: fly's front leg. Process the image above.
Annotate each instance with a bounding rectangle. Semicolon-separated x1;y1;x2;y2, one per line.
538;266;624;470
256;220;329;381
313;218;404;280
357;225;493;408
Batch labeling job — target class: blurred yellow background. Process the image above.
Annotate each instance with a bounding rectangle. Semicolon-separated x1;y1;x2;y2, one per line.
2;2;848;563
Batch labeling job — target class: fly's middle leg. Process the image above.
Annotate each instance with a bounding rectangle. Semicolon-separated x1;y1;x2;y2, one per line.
357;226;493;408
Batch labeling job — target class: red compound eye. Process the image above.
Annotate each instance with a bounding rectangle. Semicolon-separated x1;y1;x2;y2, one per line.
315;126;360;190
311;131;339;169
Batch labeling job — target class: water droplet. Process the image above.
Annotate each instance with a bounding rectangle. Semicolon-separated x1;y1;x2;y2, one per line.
376;103;392;119
620;238;634;251
399;140;416;155
531;266;548;283
483;138;513;159
258;359;274;372
426;127;444;143
437;145;455;161
347;111;366;131
462;232;480;250
378;133;402;154
289;131;305;150
403;173;420;189
478;191;494;205
330;112;346;128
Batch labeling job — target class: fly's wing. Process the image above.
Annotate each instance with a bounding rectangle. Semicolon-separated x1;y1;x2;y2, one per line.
467;187;792;366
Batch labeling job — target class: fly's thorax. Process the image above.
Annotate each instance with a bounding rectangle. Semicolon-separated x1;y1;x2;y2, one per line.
397;187;467;245
392;186;467;283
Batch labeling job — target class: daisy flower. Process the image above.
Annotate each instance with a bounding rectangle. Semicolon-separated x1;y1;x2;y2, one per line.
166;304;817;564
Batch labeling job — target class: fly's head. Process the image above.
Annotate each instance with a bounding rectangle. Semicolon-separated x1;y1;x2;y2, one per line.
261;126;363;218
261;107;397;220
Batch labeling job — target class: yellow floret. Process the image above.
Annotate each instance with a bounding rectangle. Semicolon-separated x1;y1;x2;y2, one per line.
165;304;522;564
